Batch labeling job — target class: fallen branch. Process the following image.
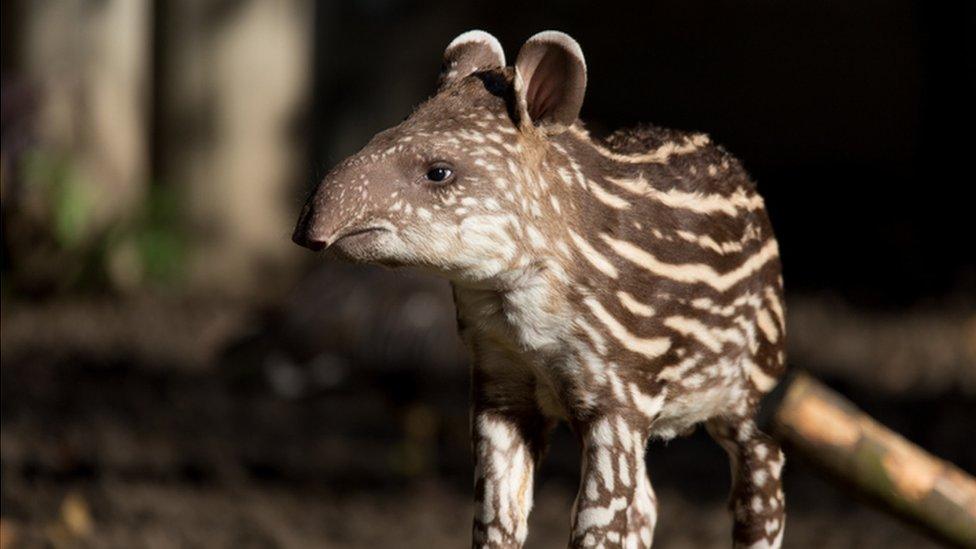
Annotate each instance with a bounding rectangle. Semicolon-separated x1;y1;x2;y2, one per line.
769;372;976;548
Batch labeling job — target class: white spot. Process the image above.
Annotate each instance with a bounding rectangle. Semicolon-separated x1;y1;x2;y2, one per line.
754;443;769;460
591;418;615;446
586;478;599;500
753;469;768;487
751;495;764;513
575;497;627;534
525;225;547;249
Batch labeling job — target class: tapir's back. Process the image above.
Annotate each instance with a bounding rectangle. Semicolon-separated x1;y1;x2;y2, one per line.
575;123;780;288
552;123;786;431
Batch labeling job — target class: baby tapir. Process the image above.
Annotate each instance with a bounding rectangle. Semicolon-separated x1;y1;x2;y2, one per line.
294;30;786;549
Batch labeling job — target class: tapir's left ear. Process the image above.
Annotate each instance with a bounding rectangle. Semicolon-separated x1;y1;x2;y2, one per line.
438;30;506;89
514;31;587;134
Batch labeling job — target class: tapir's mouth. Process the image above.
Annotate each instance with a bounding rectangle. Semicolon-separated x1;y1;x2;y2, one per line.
325;226;394;263
294;219;394;255
330;226;390;247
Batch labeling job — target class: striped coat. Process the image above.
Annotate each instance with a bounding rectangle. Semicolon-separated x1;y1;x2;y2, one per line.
294;29;786;549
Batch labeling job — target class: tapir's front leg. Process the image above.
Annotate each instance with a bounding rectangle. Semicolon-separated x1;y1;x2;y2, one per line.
471;365;553;548
571;414;657;548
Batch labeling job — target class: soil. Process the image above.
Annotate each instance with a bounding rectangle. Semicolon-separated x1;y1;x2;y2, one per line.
2;264;974;548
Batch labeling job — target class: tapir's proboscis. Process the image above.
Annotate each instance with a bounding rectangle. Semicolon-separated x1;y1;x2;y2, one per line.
294;30;786;549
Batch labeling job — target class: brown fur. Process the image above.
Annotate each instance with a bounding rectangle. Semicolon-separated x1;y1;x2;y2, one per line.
294;31;786;549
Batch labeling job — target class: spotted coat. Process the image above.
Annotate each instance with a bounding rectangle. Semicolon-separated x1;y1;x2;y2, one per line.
294;30;787;549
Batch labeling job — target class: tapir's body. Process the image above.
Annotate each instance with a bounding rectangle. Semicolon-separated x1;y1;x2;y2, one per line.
295;30;786;549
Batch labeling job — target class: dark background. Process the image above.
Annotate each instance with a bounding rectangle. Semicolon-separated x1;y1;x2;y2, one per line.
312;0;975;305
2;1;974;547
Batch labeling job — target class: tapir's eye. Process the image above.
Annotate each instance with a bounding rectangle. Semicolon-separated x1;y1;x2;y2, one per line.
425;164;454;183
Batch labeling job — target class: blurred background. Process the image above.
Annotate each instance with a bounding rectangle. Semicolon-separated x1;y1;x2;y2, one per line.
2;1;974;547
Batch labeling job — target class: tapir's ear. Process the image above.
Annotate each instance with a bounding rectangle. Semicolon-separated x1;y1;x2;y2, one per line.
514;31;586;133
438;30;506;89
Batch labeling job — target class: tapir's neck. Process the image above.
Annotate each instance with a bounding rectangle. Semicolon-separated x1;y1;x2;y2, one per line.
534;124;629;220
452;260;573;355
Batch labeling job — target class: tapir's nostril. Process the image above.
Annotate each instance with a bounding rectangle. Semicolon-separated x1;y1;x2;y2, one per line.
292;202;328;251
292;228;327;251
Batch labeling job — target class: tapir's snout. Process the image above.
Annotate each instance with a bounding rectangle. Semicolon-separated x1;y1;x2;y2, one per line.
292;159;398;254
291;198;328;251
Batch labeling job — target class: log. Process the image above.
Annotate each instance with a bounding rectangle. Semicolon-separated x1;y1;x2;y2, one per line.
770;372;976;548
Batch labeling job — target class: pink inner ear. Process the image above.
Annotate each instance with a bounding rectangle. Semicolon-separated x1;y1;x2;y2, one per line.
527;50;568;121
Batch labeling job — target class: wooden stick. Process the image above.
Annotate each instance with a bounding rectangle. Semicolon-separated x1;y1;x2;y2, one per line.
770;372;976;548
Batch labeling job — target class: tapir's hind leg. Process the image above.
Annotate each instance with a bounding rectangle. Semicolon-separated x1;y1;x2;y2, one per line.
706;416;786;549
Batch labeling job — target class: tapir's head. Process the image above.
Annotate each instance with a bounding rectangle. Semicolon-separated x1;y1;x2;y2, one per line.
293;30;587;284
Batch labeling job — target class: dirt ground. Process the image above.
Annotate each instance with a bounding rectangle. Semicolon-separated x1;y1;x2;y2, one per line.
2;266;974;548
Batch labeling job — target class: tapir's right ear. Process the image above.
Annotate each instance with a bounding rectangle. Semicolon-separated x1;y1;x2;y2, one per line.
514;31;586;134
438;30;506;89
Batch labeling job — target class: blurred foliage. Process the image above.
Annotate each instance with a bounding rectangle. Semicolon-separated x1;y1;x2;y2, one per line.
3;149;187;296
22;150;93;249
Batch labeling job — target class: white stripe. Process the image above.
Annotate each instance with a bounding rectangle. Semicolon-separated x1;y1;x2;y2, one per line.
576;317;609;355
607;370;628;403
596;447;614;491
668;316;747;354
629;382;665;418
618;454;631;486
675;230;744;254
663;316;724;353
743;357;778;392
605;174;765;216
656;354;701;382
588;181;631;209
584;297;671;359
690;297;738;317
569;230;619;279
600;234;780;292
616;291;655;317
755;309;780;343
570;126;709;164
764;286;786;331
